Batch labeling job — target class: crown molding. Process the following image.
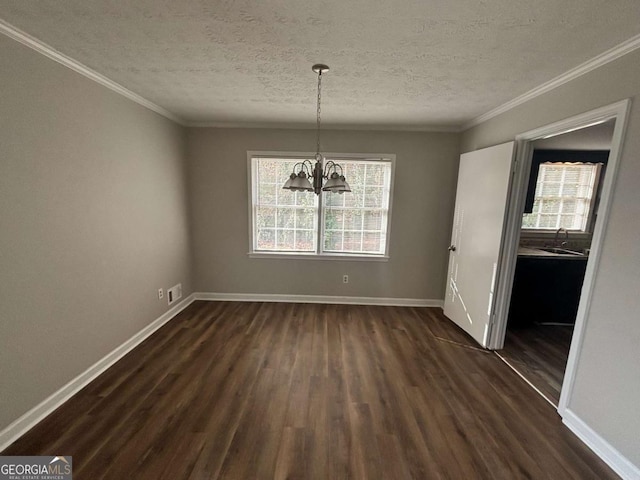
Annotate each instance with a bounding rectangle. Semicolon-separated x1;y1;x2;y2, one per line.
4;15;639;134
0;19;186;126
463;33;640;131
187;120;462;133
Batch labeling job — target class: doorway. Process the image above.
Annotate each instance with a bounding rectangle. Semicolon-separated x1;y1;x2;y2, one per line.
489;100;631;414
498;120;614;406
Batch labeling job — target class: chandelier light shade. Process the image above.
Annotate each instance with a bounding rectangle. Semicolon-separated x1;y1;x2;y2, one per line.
282;64;351;195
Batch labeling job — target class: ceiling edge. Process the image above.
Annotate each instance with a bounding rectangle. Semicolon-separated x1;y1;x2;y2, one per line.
187;121;462;132
0;18;186;126
463;32;640;131
3;15;639;134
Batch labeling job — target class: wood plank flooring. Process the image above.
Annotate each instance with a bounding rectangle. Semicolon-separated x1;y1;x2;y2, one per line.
2;301;616;479
499;324;574;406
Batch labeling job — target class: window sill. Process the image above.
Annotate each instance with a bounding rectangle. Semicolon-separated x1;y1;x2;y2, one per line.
520;229;592;238
248;252;389;262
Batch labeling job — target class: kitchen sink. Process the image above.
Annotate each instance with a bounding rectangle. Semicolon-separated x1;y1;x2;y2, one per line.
537;247;585;256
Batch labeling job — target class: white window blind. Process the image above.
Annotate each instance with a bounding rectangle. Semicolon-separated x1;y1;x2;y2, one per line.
250;154;394;257
522;162;601;231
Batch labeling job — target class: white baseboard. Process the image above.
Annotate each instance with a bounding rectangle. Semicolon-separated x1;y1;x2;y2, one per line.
0;294;196;452
194;292;443;308
562;408;640;479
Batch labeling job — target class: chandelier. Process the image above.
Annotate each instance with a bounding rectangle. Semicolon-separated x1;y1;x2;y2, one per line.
282;64;351;195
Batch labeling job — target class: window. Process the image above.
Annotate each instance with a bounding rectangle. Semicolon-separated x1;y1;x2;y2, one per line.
249;153;394;257
522;162;601;232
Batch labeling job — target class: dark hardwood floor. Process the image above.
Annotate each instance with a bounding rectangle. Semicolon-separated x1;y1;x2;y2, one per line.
499;324;574;406
3;301;616;479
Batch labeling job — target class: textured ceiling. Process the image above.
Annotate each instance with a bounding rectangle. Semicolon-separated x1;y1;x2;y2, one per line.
1;1;639;128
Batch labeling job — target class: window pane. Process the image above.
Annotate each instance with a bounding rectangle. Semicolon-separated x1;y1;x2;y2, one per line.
296;230;315;251
296;208;316;229
366;165;385;186
277;229;294;250
325;208;344;230
363;232;383;253
296;191;315;206
344;186;364;208
277;208;295;228
541;199;560;213
257;229;275;250
253;157;318;253
277;188;295;206
364;187;383;208
259;163;276;183
541;167;563;182
256;207;276;228
363;211;383;231
521;214;537;229
321;158;392;255
258;184;276;204
562;199;577;214
252;155;392;256
539;182;560;197
560;215;577;229
522;162;599;232
343;210;363;230
324;230;343;251
343;231;363;251
324;191;345;207
562;183;578;197
538;215;557;228
278;162;295;181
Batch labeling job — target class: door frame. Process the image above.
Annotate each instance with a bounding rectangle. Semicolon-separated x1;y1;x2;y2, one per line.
487;99;631;414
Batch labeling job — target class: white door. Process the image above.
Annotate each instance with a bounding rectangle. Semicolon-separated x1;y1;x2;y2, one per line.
444;142;515;347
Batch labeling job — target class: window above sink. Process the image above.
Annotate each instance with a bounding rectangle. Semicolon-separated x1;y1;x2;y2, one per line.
522;162;602;233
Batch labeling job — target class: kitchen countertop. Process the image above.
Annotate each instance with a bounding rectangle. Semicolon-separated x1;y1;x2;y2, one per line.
518;246;588;260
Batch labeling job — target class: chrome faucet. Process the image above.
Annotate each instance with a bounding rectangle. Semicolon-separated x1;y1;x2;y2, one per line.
554;227;569;247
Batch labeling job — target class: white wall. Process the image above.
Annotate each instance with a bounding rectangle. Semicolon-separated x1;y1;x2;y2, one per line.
462;48;640;468
0;36;192;431
187;127;460;301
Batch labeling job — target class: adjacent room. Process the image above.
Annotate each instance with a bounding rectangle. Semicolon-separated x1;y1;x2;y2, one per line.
500;120;615;406
1;2;639;479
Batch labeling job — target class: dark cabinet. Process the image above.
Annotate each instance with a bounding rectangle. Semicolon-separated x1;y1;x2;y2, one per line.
508;256;588;326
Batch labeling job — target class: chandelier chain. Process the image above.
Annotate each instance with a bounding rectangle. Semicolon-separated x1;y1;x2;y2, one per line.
316;70;322;155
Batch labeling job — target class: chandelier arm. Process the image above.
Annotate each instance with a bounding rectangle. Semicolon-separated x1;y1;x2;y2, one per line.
323;160;335;178
331;162;344;176
292;160;314;176
302;159;314;176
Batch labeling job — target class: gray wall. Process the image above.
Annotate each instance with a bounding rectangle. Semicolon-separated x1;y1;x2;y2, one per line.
187;128;460;300
532;119;614;150
0;36;192;431
462;49;640;466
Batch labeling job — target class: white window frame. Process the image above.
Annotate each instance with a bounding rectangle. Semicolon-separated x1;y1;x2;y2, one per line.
247;151;395;261
521;162;602;236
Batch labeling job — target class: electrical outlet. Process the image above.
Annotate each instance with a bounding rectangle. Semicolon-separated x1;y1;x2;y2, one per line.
167;283;183;305
158;288;164;300
343;275;349;284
